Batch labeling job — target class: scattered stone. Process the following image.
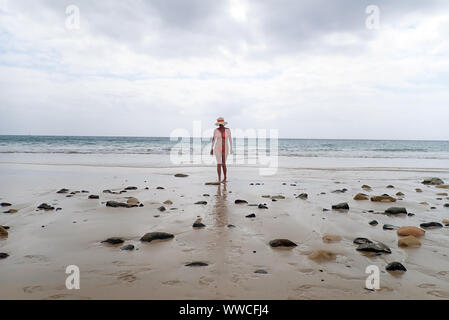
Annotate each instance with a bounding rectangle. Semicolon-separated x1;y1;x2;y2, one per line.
163;200;173;205
332;202;349;210
354;193;369;200
386;262;407;272
194;201;207;205
1;226;9;230
385;207;407;215
106;201;132;208
0;253;9;259
296;193;308;200
308;250;336;262
444;203;449;208
227;224;236;228
322;234;342;243
57;188;69;194
124;186;138;190
383;224;399;230
37;203;55;211
202;194;210;197
397;226;425;237
353;237;373;245
0;226;8;236
271;195;285;200
103;189;112;194
269;239;297;248
158;206;166;212
3;209;18;214
185;262;208;267
262;195;271;198
193;218;206;228
127;197;140;206
356;242;391;254
234;199;248;204
398;235;421;247
369;220;378;226
415;188;423;193
101;237;124;245
422;177;444;185
174;174;189;178
88;195;99;199
332;189;347;194
371;195;396;202
420;222;443;229
362;185;372;190
120;244;135;251
322;208;330;212
140;232;174;243
396;192;405;196
442;219;449;226
254;269;268;274
436;185;449;189
156;186;165;190
205;182;220;186
437;193;448;196
246;213;256;218
0;203;12;207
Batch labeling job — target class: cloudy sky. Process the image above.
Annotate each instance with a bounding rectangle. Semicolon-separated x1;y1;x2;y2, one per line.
1;0;448;139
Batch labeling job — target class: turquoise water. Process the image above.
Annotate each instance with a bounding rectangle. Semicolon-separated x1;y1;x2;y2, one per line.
0;135;448;159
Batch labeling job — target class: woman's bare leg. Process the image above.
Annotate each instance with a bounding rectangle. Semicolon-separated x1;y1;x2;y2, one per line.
221;153;227;182
216;164;222;182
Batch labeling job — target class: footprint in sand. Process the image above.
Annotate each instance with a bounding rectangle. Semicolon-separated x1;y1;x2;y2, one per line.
418;283;436;289
23;285;45;294
44;293;91;300
117;271;137;283
161;280;183;286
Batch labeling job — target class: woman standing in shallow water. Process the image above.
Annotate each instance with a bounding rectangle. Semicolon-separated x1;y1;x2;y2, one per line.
210;117;232;183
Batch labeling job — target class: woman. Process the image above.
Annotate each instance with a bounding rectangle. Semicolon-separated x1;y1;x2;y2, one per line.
210;117;232;183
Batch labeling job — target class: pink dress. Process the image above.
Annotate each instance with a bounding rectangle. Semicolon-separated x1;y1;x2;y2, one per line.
213;128;232;164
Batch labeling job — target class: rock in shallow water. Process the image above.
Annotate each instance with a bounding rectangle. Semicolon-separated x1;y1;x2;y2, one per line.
356;241;391;254
422;177;444;185
140;232;174;243
354;193;369;200
193;219;206;228
385;207;407;215
296;193;308;200
120;244;135;251
254;269;268;274
386;262;407;272
102;237;124;245
353;237;373;245
332;202;349;210
398;235;421;247
397;226;425;237
369;220;378;226
234;199;248;204
383;224;399;230
37;203;54;211
174;173;189;178
185;262;208;267
88;195;99;199
0;253;9;259
308;250;337;262
420;222;443;229
269;239;297;248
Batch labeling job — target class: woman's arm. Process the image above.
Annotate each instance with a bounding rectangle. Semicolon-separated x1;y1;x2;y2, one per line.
210;130;215;155
228;129;233;154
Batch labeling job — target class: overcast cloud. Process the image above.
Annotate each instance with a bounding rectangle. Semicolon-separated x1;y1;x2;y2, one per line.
1;0;449;139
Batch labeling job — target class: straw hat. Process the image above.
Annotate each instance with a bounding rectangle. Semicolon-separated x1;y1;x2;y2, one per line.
215;117;228;126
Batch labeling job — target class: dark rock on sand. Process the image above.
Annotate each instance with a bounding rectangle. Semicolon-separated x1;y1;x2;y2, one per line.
227;224;236;228
332;202;349;210
371;195;396;202
103;189;112;194
254;269;268;274
396;192;405;196
57;188;69;194
258;204;268;209
385;207;407;215
386;262;407;272
445;203;449;208
0;203;12;207
38;203;55;211
120;244;135;251
156;187;165;190
140;232;174;242
106;201;133;208
356;242;391;254
353;238;373;245
125;186;138;190
3;209;18;214
246;213;256;218
386;185;395;188
297;193;308;200
194;201;207;205
0;253;9;259
193;219;206;228
383;224;399;230
0;226;8;236
174;174;189;178
158;206;166;212
420;222;443;229
332;189;347;194
102;237;124;245
422;177;444;185
369;220;378;226
88;195;99;199
269;239;297;248
322;208;330;212
185;262;208;267
354;193;369;200
203;194;210;197
235;199;248;204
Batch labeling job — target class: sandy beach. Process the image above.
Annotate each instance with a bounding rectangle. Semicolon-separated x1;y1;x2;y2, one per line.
1;154;449;300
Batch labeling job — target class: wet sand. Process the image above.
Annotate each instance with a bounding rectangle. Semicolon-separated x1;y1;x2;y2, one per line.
1;157;449;300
